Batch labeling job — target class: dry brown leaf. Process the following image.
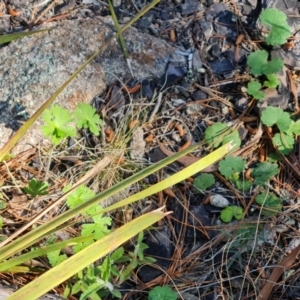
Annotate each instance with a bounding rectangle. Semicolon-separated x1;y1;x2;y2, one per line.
179;140;191;151
8;7;21;16
258;244;300;300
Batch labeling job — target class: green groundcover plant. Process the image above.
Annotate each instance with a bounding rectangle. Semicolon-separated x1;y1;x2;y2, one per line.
261;106;300;155
194;154;281;223
41;103;103;145
0;4;293;300
246;8;291;100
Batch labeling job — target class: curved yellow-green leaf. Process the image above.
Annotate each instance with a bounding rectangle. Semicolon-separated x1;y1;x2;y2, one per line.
0;235;94;272
0;141;233;261
100;141;234;213
7;207;170;300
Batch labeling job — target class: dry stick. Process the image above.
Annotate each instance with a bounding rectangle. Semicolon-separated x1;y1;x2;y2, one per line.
33;0;59;24
0;155;113;248
194;83;235;108
148;92;162;123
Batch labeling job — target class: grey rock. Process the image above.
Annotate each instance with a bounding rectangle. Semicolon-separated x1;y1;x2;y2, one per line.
138;12;155;30
210;194;230;208
0;16;184;153
235;96;248;110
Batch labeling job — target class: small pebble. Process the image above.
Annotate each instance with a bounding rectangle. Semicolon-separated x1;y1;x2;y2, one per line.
210;194;230;208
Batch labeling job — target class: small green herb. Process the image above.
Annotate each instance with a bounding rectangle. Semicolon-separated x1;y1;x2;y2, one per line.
219;156;246;180
24;178;49;198
267;152;282;162
0;200;6;210
148;286;177;300
251;162;279;185
66;185;95;210
193;173;215;191
255;192;282;216
259;8;291;46
264;73;280;88
41;105;76;145
74;103;103;136
204;122;241;150
247;50;283;76
235;179;252;192
272;132;294;155
220;206;244;223
261;106;292;132
247;80;265;100
245;8;291;105
73;205;112;253
47;249;67;267
291;120;300;135
261;107;296;154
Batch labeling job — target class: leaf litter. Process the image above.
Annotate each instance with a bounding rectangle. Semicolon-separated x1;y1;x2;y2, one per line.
2;0;300;299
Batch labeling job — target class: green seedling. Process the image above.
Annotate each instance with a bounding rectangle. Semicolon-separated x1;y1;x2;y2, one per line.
246;51;284;100
264;74;280;88
0;200;6;210
272;132;294;155
66;232;154;299
259;8;291;46
255;191;282;216
52;185;155;299
74;103;103;136
246;8;291;100
218;156;252;191
219;156;246;181
73;205;112;253
23;178;49;198
291;120;300;135
41;104;76;145
247;50;283;76
267;152;282;162
247;80;265;100
235;180;252;192
65;185;112;252
69;264;121;299
251;162;279;185
64;184;95;211
47;249;67;267
261;106;300;155
193;173;215;191
116;231;156;284
204;122;241;150
148;286;177;300
49;184;115;298
220;206;244;223
261;107;291;132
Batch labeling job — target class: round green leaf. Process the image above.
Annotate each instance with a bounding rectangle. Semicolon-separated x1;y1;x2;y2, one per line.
260;8;291;46
194;173;215;191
